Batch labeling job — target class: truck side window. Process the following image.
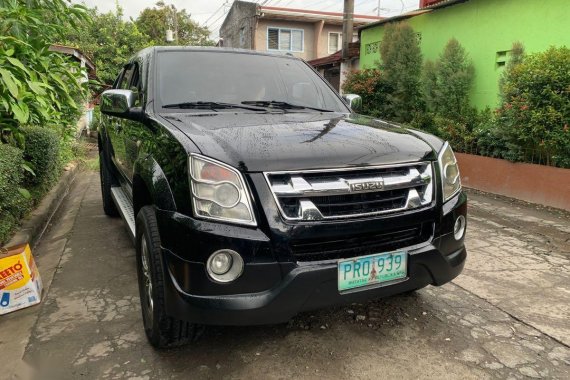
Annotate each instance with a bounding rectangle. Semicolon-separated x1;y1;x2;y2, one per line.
118;65;135;90
112;68;125;90
129;64;142;107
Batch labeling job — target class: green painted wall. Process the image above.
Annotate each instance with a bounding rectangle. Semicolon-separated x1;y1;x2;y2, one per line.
359;0;570;109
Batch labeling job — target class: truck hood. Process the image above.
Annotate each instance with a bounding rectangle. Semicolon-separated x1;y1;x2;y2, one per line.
161;112;437;172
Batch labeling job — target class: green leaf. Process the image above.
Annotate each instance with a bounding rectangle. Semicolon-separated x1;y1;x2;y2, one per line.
0;68;20;98
6;49;15;57
22;163;36;176
49;73;67;90
26;80;47;95
6;57;30;75
11;103;29;123
18;188;31;199
14;131;25;148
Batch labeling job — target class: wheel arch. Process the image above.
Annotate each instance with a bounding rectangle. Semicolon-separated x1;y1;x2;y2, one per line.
133;156;177;218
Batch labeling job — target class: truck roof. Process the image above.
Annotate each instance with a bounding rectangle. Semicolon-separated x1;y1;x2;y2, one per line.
140;46;301;60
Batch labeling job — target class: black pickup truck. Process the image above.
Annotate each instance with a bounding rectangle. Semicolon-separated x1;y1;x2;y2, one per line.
99;47;467;348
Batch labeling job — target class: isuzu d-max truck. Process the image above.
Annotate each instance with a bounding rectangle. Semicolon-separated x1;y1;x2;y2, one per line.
99;47;467;347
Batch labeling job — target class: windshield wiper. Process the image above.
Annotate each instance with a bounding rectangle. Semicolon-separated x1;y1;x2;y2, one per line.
241;100;334;113
162;101;266;112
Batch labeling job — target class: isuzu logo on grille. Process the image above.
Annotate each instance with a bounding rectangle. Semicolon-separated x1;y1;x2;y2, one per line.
346;179;384;192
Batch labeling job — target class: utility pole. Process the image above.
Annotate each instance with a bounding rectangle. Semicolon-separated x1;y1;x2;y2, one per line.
342;0;354;60
377;0;381;16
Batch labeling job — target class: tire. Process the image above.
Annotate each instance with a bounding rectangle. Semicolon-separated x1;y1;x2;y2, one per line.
99;152;119;217
136;205;200;348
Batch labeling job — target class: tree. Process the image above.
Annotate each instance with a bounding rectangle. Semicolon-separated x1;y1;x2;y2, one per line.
498;41;524;101
424;38;475;119
136;2;213;46
379;22;423;122
62;5;151;86
422;60;438;113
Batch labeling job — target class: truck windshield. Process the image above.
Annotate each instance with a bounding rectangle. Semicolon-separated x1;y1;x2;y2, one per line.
156;51;349;113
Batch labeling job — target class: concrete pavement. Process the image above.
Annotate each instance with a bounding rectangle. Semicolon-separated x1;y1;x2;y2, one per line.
2;169;569;379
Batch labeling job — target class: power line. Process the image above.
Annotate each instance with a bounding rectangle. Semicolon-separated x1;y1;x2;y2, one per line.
203;2;228;27
205;1;233;29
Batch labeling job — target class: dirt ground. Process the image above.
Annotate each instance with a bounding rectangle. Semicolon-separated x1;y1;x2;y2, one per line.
2;168;569;380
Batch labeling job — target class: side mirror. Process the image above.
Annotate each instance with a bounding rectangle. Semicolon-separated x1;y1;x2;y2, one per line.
100;89;139;119
342;94;362;113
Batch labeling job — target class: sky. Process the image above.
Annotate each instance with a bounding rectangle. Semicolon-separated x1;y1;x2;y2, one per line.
72;0;420;38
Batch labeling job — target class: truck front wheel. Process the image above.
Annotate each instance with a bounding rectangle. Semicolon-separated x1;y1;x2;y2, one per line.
136;205;200;348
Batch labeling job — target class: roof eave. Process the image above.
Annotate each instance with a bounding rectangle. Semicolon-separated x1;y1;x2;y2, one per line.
358;0;469;31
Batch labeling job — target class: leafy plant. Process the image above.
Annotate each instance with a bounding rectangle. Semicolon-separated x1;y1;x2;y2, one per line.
379;22;423;123
0;0;88;141
341;69;391;117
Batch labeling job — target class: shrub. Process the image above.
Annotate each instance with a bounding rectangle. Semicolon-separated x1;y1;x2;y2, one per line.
0;144;27;244
414;111;477;154
423;38;475;120
497;46;570;167
380;22;424;123
342;69;391;117
21;126;61;188
474;113;512;160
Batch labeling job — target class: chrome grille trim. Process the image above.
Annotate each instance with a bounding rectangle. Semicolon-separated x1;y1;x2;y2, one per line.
264;162;434;221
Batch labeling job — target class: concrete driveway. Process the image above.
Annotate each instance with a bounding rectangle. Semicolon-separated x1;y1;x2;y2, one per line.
2;169;569;379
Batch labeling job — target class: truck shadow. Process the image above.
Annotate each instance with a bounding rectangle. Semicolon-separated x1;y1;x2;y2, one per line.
154;290;430;359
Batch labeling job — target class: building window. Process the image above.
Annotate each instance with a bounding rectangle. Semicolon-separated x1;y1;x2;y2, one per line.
329;32;342;54
267;27;304;52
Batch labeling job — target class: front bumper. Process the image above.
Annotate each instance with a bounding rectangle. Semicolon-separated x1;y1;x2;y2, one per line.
162;244;465;325
155;191;468;326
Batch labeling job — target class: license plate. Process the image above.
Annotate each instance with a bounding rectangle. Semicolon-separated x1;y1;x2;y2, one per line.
338;251;408;291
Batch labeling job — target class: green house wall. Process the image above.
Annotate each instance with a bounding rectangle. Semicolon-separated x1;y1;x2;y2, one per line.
359;0;570;109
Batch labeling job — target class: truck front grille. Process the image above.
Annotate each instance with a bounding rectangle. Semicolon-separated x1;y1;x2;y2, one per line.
265;162;434;221
290;223;433;262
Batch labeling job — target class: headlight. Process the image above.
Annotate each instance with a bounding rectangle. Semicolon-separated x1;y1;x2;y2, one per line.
438;142;461;203
189;154;256;226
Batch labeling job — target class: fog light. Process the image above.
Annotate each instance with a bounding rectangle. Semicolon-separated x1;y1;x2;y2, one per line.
454;215;466;240
206;249;244;283
210;251;232;275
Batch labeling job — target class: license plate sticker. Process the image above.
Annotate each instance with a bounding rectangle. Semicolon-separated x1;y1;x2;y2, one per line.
338;251;408;291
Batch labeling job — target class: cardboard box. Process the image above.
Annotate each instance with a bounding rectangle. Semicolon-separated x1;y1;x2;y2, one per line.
0;244;43;315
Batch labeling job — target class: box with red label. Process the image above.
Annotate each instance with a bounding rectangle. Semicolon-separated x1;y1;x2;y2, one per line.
0;244;43;315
